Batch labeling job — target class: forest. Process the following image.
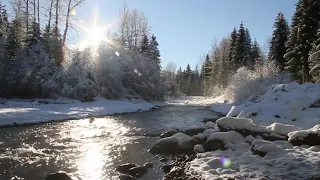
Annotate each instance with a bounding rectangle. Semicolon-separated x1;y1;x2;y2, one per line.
0;0;319;103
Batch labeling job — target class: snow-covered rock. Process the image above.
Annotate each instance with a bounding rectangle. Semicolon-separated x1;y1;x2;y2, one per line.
149;136;179;154
194;144;204;153
149;132;195;154
266;123;302;136
251;139;284;157
172;133;195;150
205;122;215;129
204;131;244;152
183;126;206;136
216;117;266;133
192;133;206;144
288;125;320;146
160;127;180;138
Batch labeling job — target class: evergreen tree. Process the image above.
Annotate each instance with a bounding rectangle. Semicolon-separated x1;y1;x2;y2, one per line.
0;3;9;38
269;12;290;71
233;22;246;69
285;0;320;82
26;21;41;47
139;35;149;53
229;28;237;74
309;30;320;81
297;0;320;82
284;1;303;82
244;28;253;68
5;18;24;59
149;34;161;70
252;40;262;67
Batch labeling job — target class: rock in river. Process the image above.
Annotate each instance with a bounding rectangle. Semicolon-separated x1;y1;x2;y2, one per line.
128;166;148;177
116;163;138;174
45;171;72;180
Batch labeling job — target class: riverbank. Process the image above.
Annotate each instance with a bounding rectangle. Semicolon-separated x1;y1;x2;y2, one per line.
154;83;320;180
0;97;154;127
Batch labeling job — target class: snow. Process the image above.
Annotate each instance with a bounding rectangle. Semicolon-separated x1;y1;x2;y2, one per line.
0;97;154;127
266;122;302;136
207;131;244;145
211;83;320;129
252;140;284;153
288;125;320;141
188;140;320;180
216;117;267;132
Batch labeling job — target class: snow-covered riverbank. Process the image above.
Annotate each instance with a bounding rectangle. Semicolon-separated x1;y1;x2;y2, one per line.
157;83;320;180
0;97;154;127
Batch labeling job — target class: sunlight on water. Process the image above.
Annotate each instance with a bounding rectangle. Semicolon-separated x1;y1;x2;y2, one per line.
79;143;105;180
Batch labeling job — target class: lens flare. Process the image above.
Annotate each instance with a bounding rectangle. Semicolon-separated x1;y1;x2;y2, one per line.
115;52;120;56
71;9;76;15
220;157;232;168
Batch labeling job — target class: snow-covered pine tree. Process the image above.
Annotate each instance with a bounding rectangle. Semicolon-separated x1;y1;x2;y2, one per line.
296;0;320;82
148;34;161;70
5;18;24;59
252;40;262;68
229;28;237;74
139;35;149;53
4;42;56;98
233;22;246;70
309;30;320;81
244;28;253;68
284;1;303;82
58;49;97;101
269;12;290;71
0;2;9;38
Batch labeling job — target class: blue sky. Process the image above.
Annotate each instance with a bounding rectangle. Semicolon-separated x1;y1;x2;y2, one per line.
3;0;297;70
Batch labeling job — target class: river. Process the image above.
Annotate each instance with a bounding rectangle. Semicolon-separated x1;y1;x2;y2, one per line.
0;105;216;180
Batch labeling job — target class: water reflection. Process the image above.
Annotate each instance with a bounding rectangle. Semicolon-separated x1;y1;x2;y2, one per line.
79;143;104;180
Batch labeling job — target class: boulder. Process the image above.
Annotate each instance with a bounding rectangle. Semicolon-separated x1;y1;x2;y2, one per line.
128;166;148;177
160;128;180;138
160;157;169;163
162;164;173;173
194;144;204;153
192;133;207;144
143;162;154;168
116;163;138;174
183;127;206;136
288;125;320;146
149;137;179;154
45;171;72;180
119;174;135;180
203;139;225;152
206;122;216;129
216;117;285;141
251;139;284;157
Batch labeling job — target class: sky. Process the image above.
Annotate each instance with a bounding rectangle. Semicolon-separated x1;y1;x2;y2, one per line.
3;0;297;70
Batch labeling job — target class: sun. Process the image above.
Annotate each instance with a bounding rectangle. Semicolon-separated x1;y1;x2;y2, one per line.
86;26;105;45
76;9;111;55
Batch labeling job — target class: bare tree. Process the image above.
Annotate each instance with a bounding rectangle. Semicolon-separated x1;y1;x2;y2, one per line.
62;0;85;45
117;5;150;50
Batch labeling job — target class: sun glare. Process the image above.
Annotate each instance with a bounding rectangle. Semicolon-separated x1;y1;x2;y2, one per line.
87;27;105;44
76;8;112;56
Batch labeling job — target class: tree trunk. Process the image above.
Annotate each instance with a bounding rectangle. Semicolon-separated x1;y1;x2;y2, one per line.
55;0;59;37
37;0;40;23
26;0;29;31
62;0;72;46
48;0;53;30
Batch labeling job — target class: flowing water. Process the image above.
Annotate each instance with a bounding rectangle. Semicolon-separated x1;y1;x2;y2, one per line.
0;105;216;180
